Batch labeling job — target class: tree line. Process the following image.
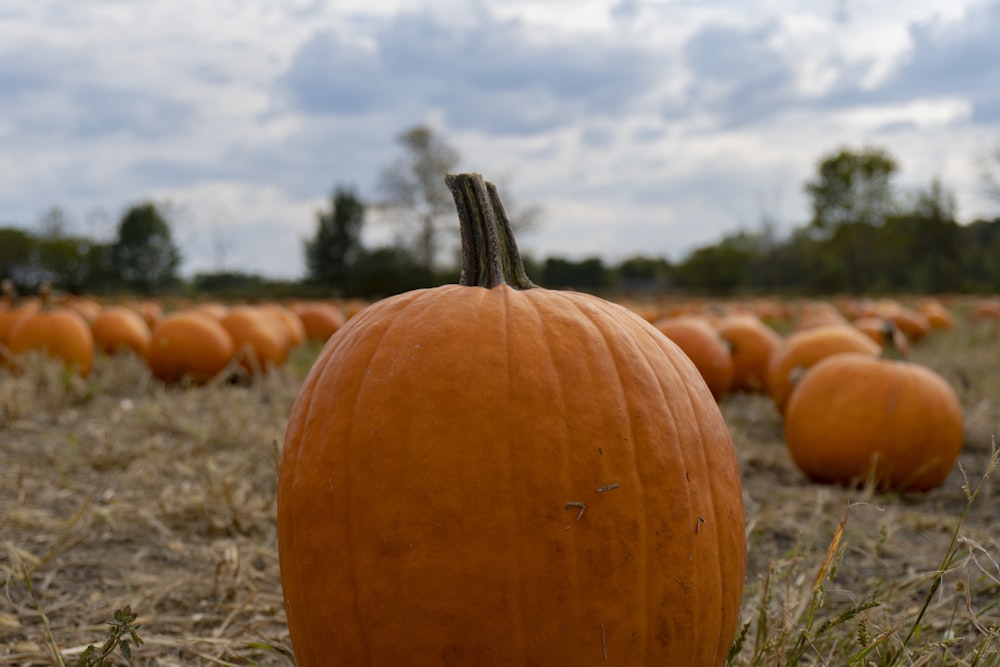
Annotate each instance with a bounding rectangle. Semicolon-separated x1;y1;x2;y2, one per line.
2;131;999;299
302;139;1000;296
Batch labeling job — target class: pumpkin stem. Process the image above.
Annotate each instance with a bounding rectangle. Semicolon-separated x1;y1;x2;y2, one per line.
446;173;536;290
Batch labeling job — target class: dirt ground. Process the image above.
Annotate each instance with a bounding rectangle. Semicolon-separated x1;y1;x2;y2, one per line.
1;306;998;665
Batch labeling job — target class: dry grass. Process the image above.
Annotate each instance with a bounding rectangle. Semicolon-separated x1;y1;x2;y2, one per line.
1;307;998;666
1;349;307;666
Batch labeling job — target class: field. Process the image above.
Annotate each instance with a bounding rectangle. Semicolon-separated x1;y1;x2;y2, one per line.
1;299;999;666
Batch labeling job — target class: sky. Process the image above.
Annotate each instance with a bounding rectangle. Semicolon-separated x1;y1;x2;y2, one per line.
2;0;1000;280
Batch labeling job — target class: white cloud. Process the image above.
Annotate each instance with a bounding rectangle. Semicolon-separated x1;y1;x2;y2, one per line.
1;0;998;280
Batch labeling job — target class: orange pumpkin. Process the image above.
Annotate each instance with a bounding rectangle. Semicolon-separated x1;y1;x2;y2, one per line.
654;315;733;401
147;311;236;384
716;314;782;393
852;317;910;358
91;306;152;359
220;306;290;374
0;300;38;366
7;303;94;377
293;302;346;342
277;174;746;666
766;324;881;415
784;353;963;491
258;303;307;349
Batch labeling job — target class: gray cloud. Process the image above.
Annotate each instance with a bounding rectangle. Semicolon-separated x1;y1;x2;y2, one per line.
677;21;805;128
883;2;1000;121
277;9;662;135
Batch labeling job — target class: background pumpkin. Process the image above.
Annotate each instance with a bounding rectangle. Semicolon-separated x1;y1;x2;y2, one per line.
784;352;963;491
278;174;746;666
7;299;94;377
291;301;346;342
147;311;236;384
766;324;881;415
653;314;733;401
91;306;153;359
220;305;290;375
716;314;782;393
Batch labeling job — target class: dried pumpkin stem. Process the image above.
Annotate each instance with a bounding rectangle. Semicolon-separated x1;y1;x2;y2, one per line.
446;172;536;290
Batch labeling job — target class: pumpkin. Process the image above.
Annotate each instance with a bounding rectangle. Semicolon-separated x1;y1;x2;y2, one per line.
784;353;963;491
258;303;307;349
885;307;930;344
7;287;94;377
766;324;881;415
716;314;782;393
851;317;910;358
91;306;152;359
147;311;236;384
0;282;38;365
293;302;346;342
277;173;746;666
219;305;290;375
653;315;733;401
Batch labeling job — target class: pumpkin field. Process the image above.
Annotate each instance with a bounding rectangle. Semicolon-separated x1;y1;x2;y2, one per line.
1;286;998;665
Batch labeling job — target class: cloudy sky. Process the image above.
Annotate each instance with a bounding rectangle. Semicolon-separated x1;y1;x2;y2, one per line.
3;0;1000;279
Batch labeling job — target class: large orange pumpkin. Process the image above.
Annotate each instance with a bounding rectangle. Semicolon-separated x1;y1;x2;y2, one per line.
277;174;746;666
220;305;290;375
784;353;963;491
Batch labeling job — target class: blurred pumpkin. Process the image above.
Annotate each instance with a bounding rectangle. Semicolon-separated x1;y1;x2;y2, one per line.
91;306;152;359
293;302;346;342
7;286;94;377
147;311;235;384
716;314;782;393
654;315;733;401
784;353;963;491
766;324;881;415
220;306;290;375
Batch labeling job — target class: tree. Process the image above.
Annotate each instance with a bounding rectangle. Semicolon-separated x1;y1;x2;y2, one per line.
304;186;365;292
804;146;899;294
0;227;38;287
112;202;182;294
805;146;899;232
377;125;462;271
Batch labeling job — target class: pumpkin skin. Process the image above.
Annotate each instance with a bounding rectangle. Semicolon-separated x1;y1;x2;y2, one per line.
220;306;289;374
7;307;94;377
91;306;153;359
784;353;963;491
766;324;881;415
147;311;236;384
293;302;346;342
278;174;746;666
716;314;782;393
653;315;733;401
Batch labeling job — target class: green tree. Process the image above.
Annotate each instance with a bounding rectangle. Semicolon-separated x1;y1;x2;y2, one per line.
351;246;437;298
0;227;38;287
617;255;673;291
377;125;462;271
673;238;752;295
805;146;899;293
304;186;365;292
806;146;899;232
541;257;612;291
112;202;182;294
37;236;92;293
